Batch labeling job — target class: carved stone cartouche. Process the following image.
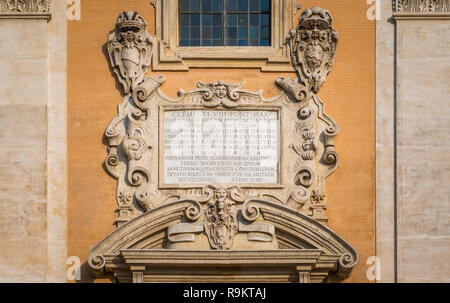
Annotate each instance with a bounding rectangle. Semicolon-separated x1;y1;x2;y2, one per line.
278;6;338;100
204;186;239;250
107;11;153;94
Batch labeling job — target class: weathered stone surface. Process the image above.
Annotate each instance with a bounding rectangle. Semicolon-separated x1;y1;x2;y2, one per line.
396;19;450;282
0;35;48;281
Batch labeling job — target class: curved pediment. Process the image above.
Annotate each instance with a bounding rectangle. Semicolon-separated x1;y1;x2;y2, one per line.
88;196;357;282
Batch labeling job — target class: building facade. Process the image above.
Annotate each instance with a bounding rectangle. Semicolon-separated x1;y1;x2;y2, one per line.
0;0;448;282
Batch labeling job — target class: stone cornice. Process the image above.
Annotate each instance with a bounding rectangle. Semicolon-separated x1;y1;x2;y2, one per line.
393;12;450;19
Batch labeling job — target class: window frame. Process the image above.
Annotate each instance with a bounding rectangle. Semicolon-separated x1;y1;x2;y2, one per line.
178;0;272;47
152;0;296;71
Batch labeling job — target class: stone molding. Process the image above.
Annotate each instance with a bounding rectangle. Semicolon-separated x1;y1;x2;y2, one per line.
90;7;358;283
0;0;51;19
151;0;297;71
119;250;333;283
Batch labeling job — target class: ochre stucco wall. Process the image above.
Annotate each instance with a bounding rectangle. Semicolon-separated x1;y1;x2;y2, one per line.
67;0;375;282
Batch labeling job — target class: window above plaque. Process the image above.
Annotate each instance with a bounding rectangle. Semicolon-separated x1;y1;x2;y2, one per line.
152;0;297;71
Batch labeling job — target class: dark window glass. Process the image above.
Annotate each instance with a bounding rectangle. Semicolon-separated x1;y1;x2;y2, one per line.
213;14;222;26
179;0;271;47
191;14;200;26
237;14;248;26
190;0;200;11
250;14;259;26
202;14;212;26
238;0;248;12
250;0;259;11
213;0;222;12
260;13;269;26
202;0;212;12
260;0;269;12
180;0;189;12
227;0;237;12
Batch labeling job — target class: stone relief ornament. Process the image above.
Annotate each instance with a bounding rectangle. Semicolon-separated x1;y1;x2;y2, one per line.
107;11;154;94
277;7;340;223
0;0;50;12
197;80;245;108
393;0;449;12
204;186;239;250
277;6;338;100
90;8;357;283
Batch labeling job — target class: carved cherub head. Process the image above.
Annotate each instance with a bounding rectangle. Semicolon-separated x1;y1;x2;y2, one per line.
214;186;229;202
214;82;228;99
197;81;245;108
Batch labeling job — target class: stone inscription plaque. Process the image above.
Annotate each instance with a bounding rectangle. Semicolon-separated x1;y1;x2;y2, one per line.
162;109;279;185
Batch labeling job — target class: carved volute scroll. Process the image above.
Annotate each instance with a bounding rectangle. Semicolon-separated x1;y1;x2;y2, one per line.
91;8;357;283
107;11;153;94
277;7;339;223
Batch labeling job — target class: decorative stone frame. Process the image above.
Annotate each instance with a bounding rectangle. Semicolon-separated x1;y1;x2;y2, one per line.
152;0;298;71
89;7;358;283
